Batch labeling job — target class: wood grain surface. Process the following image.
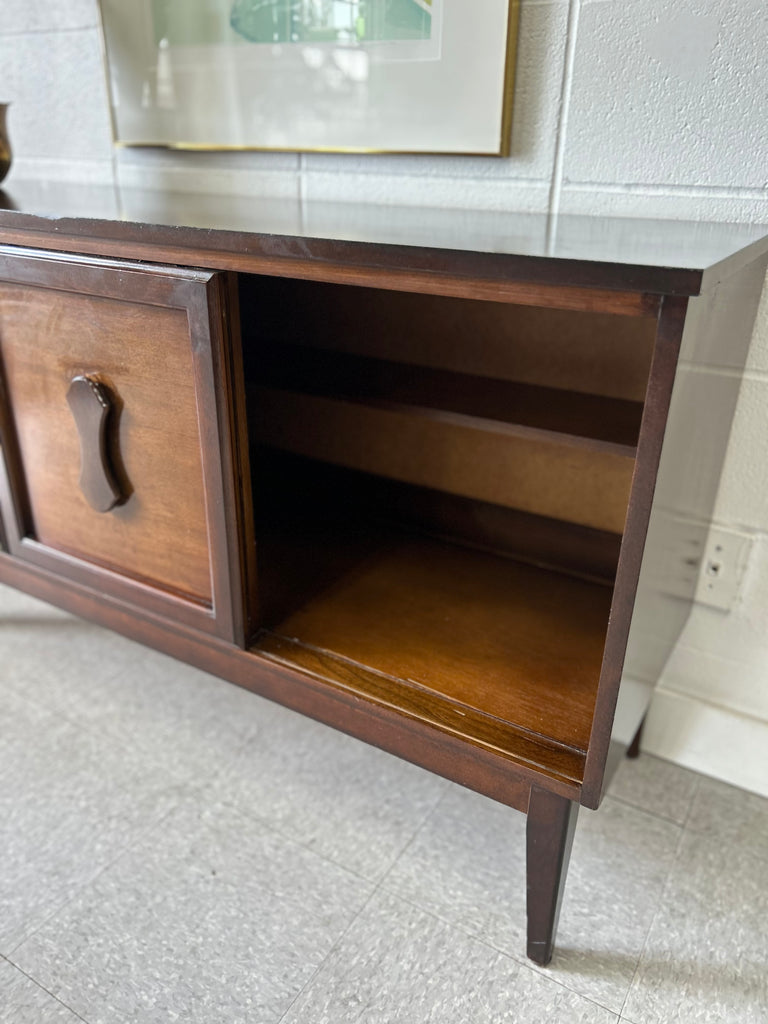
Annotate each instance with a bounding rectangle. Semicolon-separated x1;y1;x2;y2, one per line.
0;282;212;601
258;345;645;447
261;533;613;753
240;277;657;402
252;387;636;534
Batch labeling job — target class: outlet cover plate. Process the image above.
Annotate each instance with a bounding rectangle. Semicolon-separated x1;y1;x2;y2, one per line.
694;526;754;611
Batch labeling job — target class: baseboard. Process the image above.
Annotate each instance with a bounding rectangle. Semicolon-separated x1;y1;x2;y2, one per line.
643;688;768;797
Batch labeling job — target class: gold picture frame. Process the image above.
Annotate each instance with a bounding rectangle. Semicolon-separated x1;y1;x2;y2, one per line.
99;1;520;156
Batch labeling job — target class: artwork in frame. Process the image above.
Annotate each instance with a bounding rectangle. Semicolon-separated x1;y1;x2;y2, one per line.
99;0;520;155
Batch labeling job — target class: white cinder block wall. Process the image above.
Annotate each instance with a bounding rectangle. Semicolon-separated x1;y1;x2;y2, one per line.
2;0;768;792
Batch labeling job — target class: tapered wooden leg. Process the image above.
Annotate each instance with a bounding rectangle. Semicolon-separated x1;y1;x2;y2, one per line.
526;787;579;965
626;715;646;759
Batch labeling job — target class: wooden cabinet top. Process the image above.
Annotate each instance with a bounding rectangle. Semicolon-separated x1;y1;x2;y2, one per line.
1;178;767;297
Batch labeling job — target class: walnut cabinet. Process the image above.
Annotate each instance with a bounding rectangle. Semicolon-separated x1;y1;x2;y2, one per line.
1;184;766;964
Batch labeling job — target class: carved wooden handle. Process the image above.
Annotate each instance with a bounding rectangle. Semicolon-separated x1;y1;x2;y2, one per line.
66;375;125;513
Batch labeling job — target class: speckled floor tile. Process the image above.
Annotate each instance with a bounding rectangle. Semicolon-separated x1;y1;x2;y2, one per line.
543;797;680;1012
208;705;450;881
607;754;700;825
0;688;185;953
0;588;143;714
684;774;768;861
0;582;276;786
622;830;767;1024
12;800;373;1024
281;890;618;1024
62;644;267;785
0;959;82;1023
383;786;681;1013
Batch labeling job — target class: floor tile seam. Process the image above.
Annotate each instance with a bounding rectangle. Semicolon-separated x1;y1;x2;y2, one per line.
679;777;704;833
374;880;643;1017
616;951;645;1020
67;651;270;739
0;678;100;735
3;954;91;1023
372;884;623;1017
371;883;542;974
678;818;768;874
0;686;199;799
486;945;623;1018
194;792;386;887
271;869;621;1023
33;692;261;792
1;655;164;741
603;792;690;828
371;781;455;892
274;877;386;1024
466;931;623;1017
373;882;495;949
6;798;184;959
615;848;679;1022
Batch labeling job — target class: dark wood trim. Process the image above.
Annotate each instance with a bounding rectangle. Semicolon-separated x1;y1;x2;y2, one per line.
0;204;710;293
14;537;216;625
581;294;689;807
0;226;672;315
255;631;588;789
0;349;31;548
211;272;259;645
185;275;239;642
526;787;580;965
0;244;215;300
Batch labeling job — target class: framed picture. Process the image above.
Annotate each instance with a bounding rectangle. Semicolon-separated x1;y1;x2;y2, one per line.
99;1;519;155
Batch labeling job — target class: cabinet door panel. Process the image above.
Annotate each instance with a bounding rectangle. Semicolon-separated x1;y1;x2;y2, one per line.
0;248;249;642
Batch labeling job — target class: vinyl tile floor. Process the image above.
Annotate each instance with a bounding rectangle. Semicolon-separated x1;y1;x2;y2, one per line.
1;582;766;1024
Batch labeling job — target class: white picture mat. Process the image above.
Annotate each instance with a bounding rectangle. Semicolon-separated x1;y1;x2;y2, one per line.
101;1;514;154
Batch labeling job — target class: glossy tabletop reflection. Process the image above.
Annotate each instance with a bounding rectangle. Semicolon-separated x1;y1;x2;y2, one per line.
1;177;767;292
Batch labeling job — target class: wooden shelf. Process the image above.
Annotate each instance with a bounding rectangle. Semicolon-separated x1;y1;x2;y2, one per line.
259;345;644;447
251;385;635;534
252;532;614;783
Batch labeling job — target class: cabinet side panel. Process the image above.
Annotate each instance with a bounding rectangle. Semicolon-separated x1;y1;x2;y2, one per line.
583;254;768;806
580;294;687;806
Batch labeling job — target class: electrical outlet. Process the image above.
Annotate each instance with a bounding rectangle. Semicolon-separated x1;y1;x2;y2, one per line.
650;515;708;600
694;527;753;611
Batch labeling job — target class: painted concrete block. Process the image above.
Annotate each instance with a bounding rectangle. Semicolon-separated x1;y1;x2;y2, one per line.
679;258;768;369
645;688;768;797
564;0;768;190
0;0;99;34
303;170;551;211
713;377;768;527
662;637;768;721
116;147;301;198
743;270;768;374
654;366;743;520
0;29;113;165
559;186;768;224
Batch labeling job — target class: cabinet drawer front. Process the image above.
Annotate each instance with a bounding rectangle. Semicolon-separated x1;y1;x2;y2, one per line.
0;249;248;641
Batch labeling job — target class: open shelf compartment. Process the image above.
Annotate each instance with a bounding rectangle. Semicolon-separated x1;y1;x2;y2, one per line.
240;276;656;789
252;520;612;786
